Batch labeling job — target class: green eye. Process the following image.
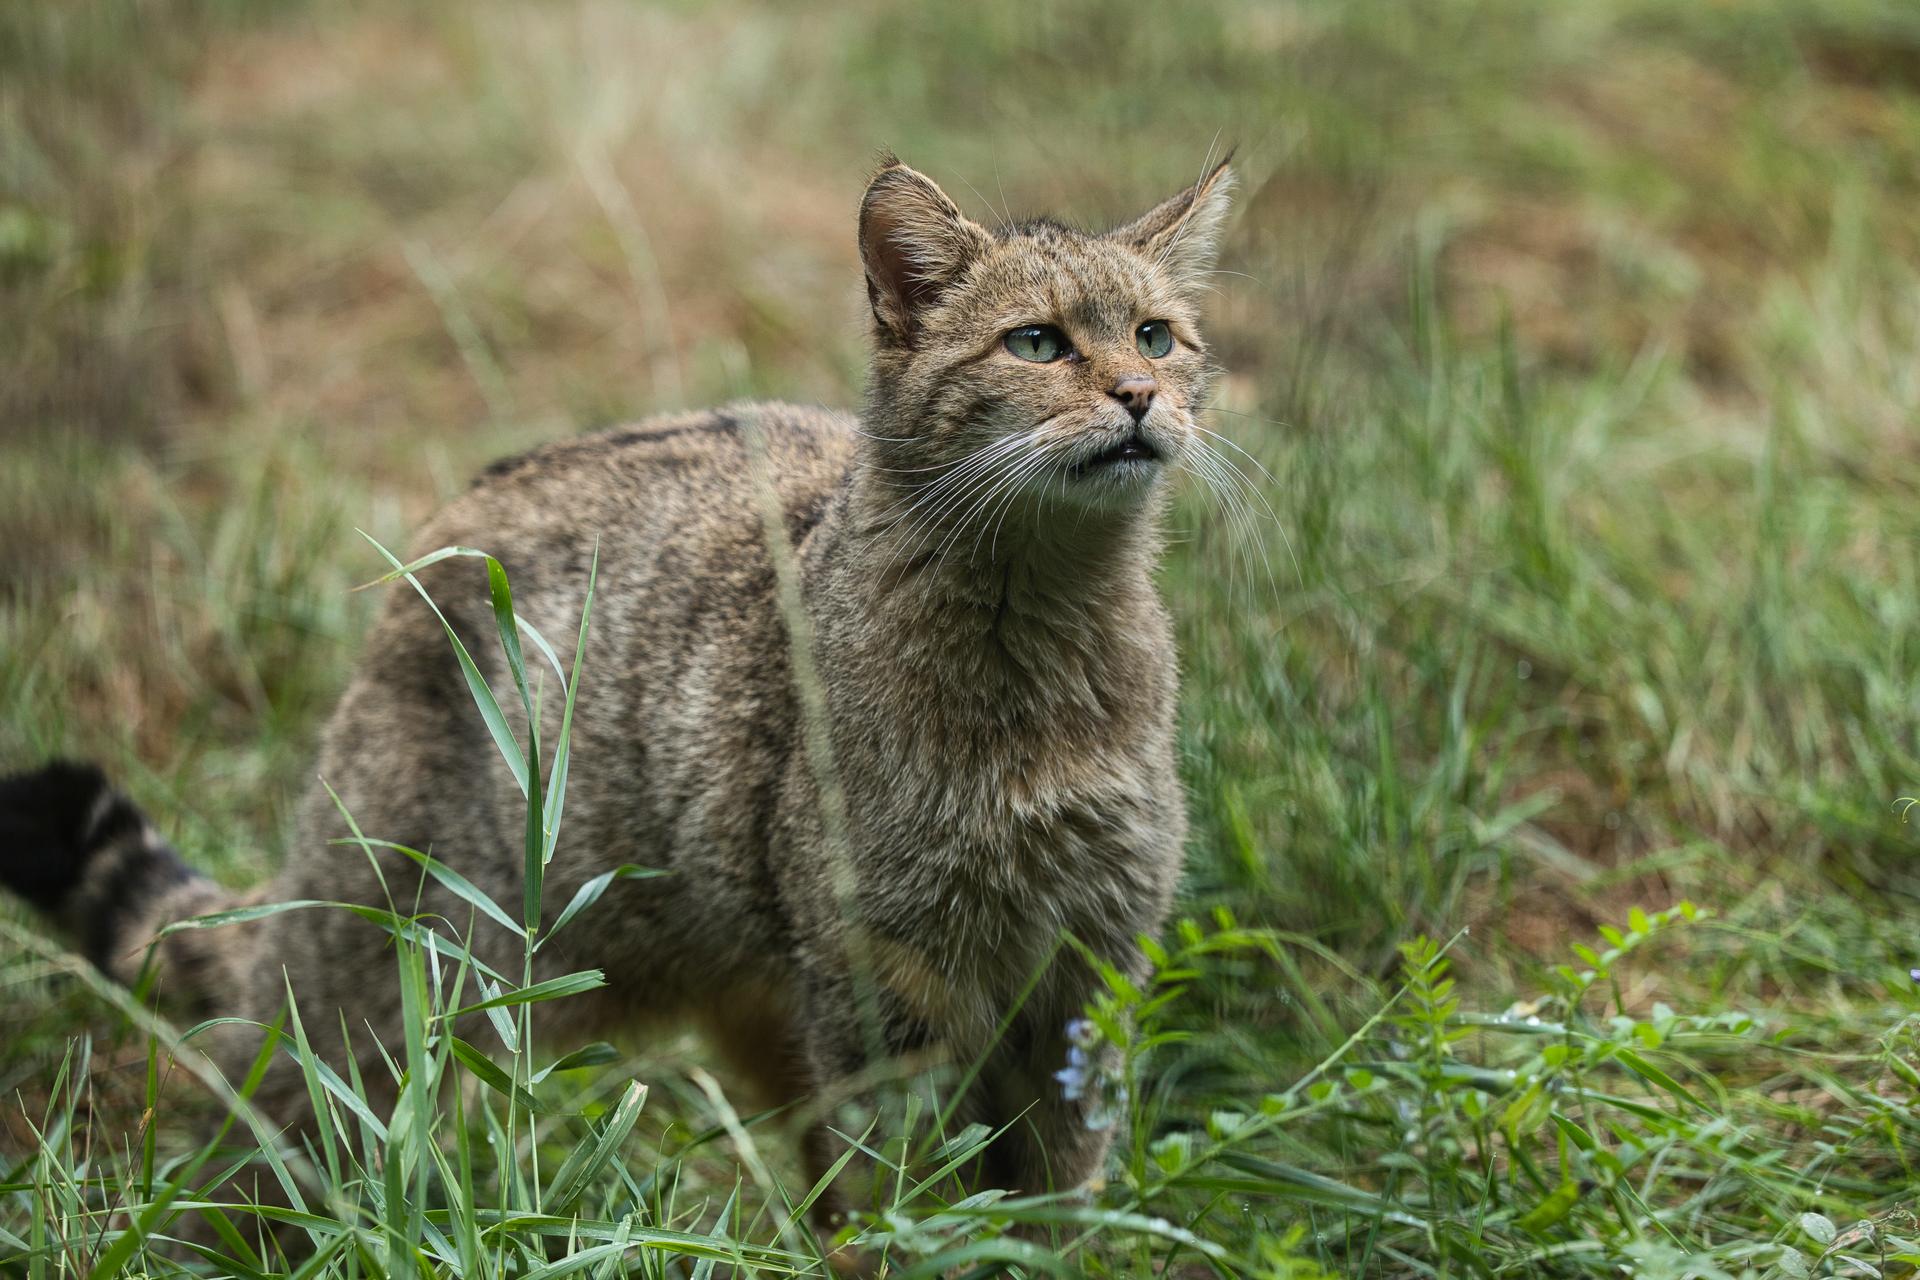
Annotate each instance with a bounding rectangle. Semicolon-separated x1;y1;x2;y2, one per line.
1005;325;1069;362
1136;320;1174;359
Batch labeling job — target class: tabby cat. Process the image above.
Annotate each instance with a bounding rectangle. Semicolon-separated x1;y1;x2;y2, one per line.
0;154;1235;1239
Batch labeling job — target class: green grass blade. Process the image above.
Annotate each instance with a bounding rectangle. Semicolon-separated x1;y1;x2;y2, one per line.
340;837;522;937
542;543;598;866
446;1036;548;1113
545;1079;648;1211
360;532;529;795
453;969;607;1016
537;865;667;950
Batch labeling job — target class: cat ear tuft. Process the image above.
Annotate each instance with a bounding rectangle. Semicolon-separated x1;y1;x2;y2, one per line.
1109;155;1238;288
859;162;991;343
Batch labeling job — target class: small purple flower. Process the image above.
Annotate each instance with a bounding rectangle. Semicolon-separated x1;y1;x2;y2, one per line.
1084;1082;1128;1132
1055;1018;1125;1129
1053;1054;1087;1101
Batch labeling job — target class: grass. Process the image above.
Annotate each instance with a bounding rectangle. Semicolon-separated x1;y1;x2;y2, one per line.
4;0;1920;1274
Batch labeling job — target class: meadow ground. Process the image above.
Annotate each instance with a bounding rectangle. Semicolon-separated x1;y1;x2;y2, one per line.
3;1;1919;1275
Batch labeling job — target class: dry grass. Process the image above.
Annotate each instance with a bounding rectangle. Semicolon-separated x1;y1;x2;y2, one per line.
5;0;1920;1272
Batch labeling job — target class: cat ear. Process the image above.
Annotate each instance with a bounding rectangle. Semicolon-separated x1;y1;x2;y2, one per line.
859;159;992;343
1109;156;1237;287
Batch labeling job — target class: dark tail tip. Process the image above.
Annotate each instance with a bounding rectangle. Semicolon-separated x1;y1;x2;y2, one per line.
0;760;129;910
0;760;191;969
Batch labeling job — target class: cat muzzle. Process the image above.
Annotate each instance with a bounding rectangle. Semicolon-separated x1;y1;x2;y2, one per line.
1072;431;1161;476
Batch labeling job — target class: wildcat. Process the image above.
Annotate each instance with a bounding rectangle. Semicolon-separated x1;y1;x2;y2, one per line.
0;155;1234;1239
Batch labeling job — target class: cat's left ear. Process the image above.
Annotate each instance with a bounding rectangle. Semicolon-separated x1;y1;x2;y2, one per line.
1108;155;1237;287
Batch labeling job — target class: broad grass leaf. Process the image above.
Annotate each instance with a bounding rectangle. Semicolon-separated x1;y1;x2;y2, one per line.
360;533;530;797
1614;1048;1708;1113
889;1237;1077;1279
540;864;667;950
1208;1151;1425;1227
341;837;521;937
545;1079;647;1210
447;1036;547;1113
1515;1181;1582;1234
532;1041;623;1083
466;1211;809;1267
454;969;606;1016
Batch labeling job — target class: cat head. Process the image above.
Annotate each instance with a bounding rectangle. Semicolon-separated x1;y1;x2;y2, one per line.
858;156;1235;527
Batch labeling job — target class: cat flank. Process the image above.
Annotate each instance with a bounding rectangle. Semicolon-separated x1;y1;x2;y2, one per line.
0;156;1235;1234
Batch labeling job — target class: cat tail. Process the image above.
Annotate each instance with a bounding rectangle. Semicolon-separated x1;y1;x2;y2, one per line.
0;760;228;986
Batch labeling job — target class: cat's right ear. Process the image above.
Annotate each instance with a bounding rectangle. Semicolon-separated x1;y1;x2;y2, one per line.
1107;155;1237;290
859;160;991;344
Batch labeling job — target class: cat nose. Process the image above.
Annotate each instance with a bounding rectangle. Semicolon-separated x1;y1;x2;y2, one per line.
1109;374;1157;423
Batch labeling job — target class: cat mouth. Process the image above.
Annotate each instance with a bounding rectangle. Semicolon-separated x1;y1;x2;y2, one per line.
1072;433;1160;476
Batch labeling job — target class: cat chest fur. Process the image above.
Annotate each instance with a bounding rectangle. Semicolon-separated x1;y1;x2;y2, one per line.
813;596;1185;977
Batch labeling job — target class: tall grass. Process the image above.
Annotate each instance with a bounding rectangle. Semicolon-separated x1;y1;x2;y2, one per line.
5;541;1915;1275
6;0;1920;1274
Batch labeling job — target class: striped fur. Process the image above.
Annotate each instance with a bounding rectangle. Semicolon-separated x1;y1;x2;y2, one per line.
0;158;1238;1247
0;761;200;977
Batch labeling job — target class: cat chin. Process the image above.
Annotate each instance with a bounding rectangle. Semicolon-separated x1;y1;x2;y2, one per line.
1050;456;1169;513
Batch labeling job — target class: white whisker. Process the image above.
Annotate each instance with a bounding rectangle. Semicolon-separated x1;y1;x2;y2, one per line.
1196;403;1293;432
979;449;1060;564
889;434;1041;570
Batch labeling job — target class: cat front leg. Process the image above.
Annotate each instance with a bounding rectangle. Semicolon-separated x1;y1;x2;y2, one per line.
970;995;1125;1200
787;966;933;1270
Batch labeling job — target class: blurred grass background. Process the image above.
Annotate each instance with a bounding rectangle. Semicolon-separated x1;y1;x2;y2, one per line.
4;0;1920;1270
